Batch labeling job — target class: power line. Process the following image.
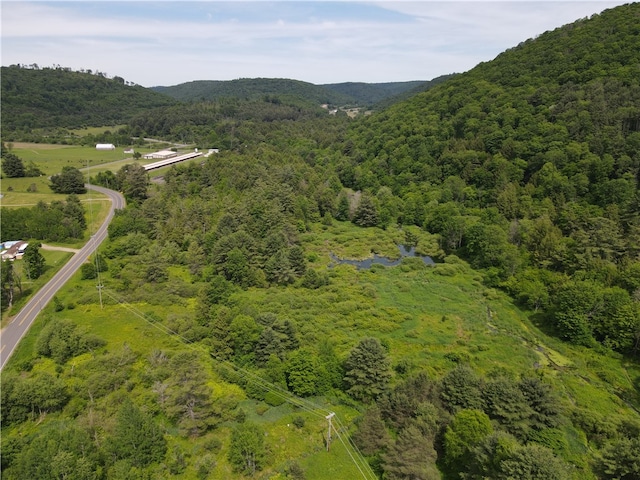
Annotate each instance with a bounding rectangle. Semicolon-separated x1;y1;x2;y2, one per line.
99;287;377;479
85;161;104;309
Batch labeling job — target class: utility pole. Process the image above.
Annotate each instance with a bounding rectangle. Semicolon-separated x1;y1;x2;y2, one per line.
326;412;335;451
96;283;104;309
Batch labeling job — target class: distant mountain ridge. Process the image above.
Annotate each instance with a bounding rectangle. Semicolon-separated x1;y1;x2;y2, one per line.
151;77;447;106
152;78;354;105
1;64;455;139
319;80;426;105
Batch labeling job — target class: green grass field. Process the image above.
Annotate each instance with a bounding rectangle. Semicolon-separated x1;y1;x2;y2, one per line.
11;142;131;175
6;142;202;177
68;125;127;136
1;143;116;325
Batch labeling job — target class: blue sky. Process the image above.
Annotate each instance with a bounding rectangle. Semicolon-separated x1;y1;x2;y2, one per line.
1;1;628;87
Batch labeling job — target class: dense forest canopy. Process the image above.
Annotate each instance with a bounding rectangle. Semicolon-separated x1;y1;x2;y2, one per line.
0;65;178;134
335;3;640;354
2;3;640;480
324;75;458;109
151;77;356;105
151;77;454;109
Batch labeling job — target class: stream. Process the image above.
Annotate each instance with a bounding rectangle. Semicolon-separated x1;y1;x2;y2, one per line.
330;245;434;270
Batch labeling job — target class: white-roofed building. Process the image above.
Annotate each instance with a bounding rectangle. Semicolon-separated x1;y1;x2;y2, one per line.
143;150;177;160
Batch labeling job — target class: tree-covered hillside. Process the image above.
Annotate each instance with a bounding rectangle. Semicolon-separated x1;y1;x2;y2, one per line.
320;80;426;106
152;77;447;109
372;74;458;110
125;95;338;147
0;65;178;135
152;78;354;105
336;3;640;353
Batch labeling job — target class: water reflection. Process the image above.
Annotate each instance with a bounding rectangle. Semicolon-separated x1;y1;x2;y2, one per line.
330;245;434;270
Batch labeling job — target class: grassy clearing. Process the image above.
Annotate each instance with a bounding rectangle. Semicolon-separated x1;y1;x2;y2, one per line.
8;142;202;177
1;176;62;205
11;143;130;175
68;125;127;136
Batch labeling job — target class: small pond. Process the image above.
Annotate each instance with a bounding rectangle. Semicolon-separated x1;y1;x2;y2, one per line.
330;245;434;270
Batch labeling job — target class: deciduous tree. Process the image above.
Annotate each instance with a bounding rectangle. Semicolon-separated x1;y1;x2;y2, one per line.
22;243;45;279
50;166;86;194
228;422;266;476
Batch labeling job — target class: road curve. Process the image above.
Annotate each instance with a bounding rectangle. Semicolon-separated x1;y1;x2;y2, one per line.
0;185;125;371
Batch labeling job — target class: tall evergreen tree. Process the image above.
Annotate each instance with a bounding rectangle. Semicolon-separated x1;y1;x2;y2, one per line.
116;163;148;202
382;424;441;480
255;327;283;365
352;193;379;227
164;351;216;436
335;190;351;221
343;337;391;402
353;405;391;456
2;152;25;177
107;399;166;468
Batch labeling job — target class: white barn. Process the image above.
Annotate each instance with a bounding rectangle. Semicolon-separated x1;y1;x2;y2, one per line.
96;143;115;150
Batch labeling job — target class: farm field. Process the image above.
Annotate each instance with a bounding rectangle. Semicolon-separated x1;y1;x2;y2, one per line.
10;142;133;174
1;144;116;326
7;142;202;176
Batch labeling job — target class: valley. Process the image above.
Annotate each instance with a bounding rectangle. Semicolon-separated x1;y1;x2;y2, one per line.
2;4;640;479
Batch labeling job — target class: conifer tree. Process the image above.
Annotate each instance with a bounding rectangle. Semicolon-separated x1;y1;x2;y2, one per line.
2;152;25;177
343;337;391;402
352;193;379;227
107;399;166;467
382;424;440;480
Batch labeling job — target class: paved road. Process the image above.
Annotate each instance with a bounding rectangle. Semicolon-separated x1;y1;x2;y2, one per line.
0;185;125;370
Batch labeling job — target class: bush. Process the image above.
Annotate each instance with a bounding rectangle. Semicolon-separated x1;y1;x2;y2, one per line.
264;391;286;406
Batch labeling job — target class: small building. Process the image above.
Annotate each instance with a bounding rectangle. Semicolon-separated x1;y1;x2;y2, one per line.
96;143;116;150
124;148;134;154
1;241;28;261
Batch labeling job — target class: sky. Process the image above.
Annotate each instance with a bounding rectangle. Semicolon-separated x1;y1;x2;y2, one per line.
1;1;630;87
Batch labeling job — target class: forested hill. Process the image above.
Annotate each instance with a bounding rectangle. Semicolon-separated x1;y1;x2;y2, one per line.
152;78;355;105
343;1;640;208
371;73;458;109
0;66;179;133
320;80;427;105
339;3;640;350
151;77;438;107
